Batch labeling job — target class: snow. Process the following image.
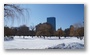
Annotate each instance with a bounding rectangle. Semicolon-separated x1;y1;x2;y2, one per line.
4;36;84;49
48;42;84;49
4;36;14;41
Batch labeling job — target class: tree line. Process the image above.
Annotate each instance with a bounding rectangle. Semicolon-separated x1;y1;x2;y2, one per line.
4;22;84;39
4;4;84;39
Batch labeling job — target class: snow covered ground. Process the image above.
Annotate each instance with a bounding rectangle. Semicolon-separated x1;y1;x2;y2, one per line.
4;36;84;49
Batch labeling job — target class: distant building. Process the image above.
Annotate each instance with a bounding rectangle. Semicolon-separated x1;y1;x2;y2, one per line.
47;17;56;31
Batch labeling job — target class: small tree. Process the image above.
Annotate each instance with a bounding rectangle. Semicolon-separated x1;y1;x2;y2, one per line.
4;26;14;39
17;25;29;38
64;28;70;37
56;28;63;39
69;25;75;37
30;25;35;38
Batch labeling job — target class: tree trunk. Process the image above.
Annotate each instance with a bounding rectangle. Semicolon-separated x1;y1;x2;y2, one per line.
44;36;45;39
32;36;33;38
40;36;41;38
59;36;60;39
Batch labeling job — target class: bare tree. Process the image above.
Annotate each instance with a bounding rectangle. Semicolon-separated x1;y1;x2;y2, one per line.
4;4;30;26
30;25;35;38
17;25;29;38
73;22;83;29
4;4;24;18
56;28;63;39
73;22;84;39
36;23;54;39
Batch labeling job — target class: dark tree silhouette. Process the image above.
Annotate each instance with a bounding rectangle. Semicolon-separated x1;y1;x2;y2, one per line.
4;4;24;18
73;22;84;39
56;28;63;39
17;25;29;38
64;28;70;37
36;22;54;39
30;25;35;38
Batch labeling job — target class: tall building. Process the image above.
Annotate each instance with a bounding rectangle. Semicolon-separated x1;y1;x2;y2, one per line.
47;17;56;31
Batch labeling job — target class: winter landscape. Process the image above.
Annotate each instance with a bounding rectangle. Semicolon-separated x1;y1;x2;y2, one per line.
4;4;84;49
4;36;84;49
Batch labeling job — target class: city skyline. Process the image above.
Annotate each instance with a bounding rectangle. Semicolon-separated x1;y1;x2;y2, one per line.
4;4;84;30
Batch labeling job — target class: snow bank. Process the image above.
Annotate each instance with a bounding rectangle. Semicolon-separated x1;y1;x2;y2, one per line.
48;42;84;49
4;36;14;41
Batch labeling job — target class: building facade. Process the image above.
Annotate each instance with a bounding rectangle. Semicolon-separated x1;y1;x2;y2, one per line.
47;17;56;31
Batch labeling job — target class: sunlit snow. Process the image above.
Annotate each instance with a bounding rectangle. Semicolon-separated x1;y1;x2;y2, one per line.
4;36;84;49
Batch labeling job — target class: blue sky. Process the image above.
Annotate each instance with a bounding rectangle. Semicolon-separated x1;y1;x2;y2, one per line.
5;4;84;30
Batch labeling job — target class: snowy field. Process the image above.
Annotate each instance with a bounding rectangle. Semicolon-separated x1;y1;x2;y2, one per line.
4;36;84;49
